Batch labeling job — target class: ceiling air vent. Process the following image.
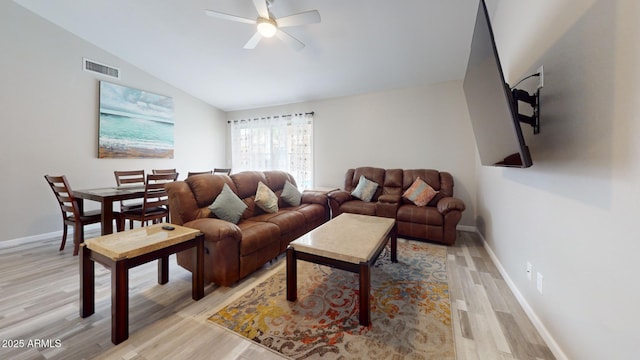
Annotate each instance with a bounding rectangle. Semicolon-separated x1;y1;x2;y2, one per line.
83;58;120;79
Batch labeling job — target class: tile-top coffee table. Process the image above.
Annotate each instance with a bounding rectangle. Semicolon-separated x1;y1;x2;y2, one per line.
79;223;204;344
286;213;397;326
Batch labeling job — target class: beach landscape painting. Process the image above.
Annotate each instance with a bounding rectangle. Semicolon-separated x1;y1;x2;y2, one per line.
99;81;174;158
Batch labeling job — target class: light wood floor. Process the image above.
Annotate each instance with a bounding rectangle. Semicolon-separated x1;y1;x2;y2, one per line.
0;230;554;359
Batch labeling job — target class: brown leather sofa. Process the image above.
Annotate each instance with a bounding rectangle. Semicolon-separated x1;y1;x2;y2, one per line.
165;171;329;286
328;167;465;245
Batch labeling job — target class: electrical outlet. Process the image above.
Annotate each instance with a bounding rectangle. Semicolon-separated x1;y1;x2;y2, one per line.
537;65;544;89
526;262;532;280
536;272;544;294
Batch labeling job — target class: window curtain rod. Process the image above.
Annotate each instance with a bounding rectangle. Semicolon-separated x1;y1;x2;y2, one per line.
227;111;314;124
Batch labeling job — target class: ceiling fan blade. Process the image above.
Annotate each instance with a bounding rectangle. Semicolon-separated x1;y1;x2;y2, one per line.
204;9;256;25
243;32;263;49
275;29;305;51
253;0;269;19
276;10;321;28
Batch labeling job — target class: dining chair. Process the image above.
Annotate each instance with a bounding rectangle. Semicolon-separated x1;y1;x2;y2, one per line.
118;173;178;229
213;168;231;175
44;175;103;256
114;170;146;229
152;168;177;175
187;170;213;177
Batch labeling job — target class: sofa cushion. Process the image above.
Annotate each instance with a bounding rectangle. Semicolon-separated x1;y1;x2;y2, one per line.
292;203;326;225
255;181;279;213
256;210;307;246
208;183;247;224
403;177;438;206
281;180;301;206
351;175;378;202
339;199;377;216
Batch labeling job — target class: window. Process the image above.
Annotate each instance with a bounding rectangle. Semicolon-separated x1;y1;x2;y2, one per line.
230;112;313;189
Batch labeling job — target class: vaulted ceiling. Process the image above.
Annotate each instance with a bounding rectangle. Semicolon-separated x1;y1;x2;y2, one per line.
14;0;494;111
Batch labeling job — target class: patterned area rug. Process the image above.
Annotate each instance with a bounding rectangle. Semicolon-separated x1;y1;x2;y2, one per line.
208;240;454;359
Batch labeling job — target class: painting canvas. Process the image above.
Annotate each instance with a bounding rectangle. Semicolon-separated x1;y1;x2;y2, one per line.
99;81;174;158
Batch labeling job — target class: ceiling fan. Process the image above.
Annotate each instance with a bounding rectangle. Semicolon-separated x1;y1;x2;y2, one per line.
205;0;321;51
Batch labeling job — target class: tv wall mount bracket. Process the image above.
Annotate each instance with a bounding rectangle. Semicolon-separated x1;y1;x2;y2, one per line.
510;72;541;134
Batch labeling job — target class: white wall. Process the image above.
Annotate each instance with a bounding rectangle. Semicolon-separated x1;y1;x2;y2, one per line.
479;0;640;359
227;81;478;227
0;1;227;242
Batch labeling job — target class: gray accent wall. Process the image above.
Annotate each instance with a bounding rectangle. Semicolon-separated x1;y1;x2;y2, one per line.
479;0;639;359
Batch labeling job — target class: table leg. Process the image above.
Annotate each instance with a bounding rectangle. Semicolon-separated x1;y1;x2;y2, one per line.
79;244;95;317
193;234;204;300
359;262;371;326
391;224;398;263
102;199;115;235
158;256;169;284
112;259;129;345
286;247;297;301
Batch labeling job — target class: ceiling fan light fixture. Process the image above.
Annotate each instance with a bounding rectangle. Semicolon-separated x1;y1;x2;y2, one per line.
257;17;277;38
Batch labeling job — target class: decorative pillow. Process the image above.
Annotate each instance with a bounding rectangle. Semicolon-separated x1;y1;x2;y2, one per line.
208;183;247;224
351;175;378;202
281;180;301;206
403;177;438;206
255;181;279;213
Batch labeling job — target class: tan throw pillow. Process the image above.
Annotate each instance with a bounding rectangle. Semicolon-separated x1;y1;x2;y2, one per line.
255;181;279;213
403;177;438;206
351;175;378;202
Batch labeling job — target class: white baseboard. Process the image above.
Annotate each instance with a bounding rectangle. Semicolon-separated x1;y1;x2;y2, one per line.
456;224;477;232
474;230;568;360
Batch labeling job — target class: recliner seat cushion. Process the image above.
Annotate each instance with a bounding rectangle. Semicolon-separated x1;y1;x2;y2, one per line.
397;204;443;226
236;220;280;256
251;210;306;238
339;200;377;216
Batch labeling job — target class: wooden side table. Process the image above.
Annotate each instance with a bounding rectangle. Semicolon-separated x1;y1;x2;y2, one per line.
79;223;204;345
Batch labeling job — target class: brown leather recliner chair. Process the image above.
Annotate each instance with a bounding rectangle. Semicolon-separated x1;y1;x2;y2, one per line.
328;167;465;245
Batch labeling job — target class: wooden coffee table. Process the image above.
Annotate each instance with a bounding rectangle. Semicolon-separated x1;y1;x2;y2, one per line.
79;223;204;345
286;213;397;326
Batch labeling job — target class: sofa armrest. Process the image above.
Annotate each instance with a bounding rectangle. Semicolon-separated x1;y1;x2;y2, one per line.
327;190;352;204
301;191;328;206
375;194;401;218
436;197;466;215
184;217;242;244
327;190;352;218
178;217;242;286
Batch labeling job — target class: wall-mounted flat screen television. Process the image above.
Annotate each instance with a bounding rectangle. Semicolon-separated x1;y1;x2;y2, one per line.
463;0;533;167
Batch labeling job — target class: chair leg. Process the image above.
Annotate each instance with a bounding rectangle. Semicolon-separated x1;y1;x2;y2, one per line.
60;223;68;251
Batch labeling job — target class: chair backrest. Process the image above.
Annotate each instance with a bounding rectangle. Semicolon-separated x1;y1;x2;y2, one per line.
44;175;80;221
142;173;178;213
114;170;145;186
152;168;177;175
187;170;213;177
213;168;231;175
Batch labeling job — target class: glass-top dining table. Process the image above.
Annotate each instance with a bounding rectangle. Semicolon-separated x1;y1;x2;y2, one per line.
73;185;146;235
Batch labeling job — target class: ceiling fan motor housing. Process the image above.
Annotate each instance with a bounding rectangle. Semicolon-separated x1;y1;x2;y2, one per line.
257;17;277;37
